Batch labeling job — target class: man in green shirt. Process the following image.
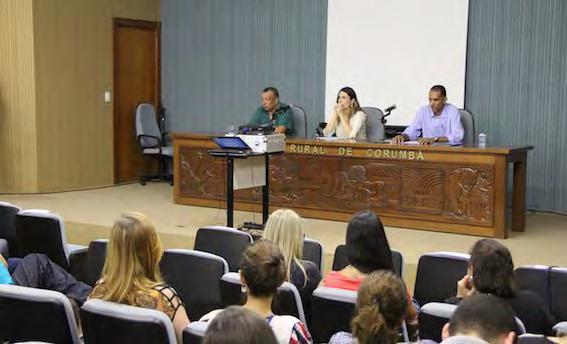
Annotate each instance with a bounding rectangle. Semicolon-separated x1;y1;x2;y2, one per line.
248;87;294;135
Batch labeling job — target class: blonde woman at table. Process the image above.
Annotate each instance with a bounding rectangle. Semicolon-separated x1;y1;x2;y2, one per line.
323;87;367;140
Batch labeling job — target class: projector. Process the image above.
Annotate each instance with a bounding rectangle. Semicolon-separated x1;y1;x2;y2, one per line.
236;134;285;153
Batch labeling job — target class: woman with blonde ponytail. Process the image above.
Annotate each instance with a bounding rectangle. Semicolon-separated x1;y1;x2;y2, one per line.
89;212;190;343
329;271;408;344
262;209;321;319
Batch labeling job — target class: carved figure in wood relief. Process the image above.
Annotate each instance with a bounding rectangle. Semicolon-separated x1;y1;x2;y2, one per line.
448;168;492;222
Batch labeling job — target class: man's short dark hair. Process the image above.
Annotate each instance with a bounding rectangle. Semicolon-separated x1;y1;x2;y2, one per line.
262;87;279;99
449;294;516;342
430;85;447;97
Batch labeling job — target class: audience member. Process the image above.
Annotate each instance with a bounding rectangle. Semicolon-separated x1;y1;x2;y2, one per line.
323;87;367;139
1;252;91;306
442;294;516;344
88;212;190;343
329;270;408;344
262;208;321;320
202;305;278;344
321;210;418;339
451;239;555;335
201;240;312;344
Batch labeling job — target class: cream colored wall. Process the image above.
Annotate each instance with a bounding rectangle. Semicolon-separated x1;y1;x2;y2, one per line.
0;0;38;192
33;0;160;191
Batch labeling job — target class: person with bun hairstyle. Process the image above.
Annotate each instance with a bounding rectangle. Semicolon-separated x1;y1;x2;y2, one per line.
201;240;312;344
329;271;408;344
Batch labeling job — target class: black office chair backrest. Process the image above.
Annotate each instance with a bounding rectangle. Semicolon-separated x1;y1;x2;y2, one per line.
332;244;404;277
302;237;323;271
218;272;307;325
160;249;228;321
413;252;470;306
81;298;176;344
514;265;552;314
194;226;252;272
310;286;357;343
0;202;21;257
0;284;82;344
458;109;475;146
183;321;208;344
550;267;567;321
362;106;385;141
84;239;109;287
15;209;71;270
290;104;307;138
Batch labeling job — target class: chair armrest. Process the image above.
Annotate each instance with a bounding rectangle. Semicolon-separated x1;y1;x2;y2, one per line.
137;134;162;148
69;247;88;282
420;302;457;319
553;321;567;336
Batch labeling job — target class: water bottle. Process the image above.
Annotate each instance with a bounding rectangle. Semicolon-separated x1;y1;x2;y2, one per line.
478;133;487;148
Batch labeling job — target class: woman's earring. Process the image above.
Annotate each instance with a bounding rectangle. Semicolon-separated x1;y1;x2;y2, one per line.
241;285;247;293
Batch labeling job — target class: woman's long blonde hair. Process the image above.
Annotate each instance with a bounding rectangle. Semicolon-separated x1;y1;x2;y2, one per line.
99;212;164;304
262;208;307;285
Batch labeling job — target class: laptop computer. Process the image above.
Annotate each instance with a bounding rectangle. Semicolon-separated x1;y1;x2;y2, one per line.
209;136;253;157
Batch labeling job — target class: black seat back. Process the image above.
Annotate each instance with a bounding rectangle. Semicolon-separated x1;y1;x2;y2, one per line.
302;237;323;271
550;267;567;321
0;202;21;257
310;287;357;343
160;249;228;321
414;252;469;306
194;227;252;272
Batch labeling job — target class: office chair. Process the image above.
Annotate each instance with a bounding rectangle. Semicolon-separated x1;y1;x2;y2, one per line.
290;104;307;138
135;102;173;185
458;109;476;146
362;106;385;141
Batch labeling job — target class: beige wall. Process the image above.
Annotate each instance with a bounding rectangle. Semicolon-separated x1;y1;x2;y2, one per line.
0;0;38;192
0;0;160;192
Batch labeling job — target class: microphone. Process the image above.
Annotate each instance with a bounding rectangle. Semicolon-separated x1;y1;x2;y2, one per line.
316;122;327;137
383;104;396;114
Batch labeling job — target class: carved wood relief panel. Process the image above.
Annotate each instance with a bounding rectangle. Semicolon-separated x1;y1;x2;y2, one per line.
178;147;494;226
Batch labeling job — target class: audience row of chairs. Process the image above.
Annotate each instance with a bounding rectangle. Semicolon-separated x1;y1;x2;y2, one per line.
2;201;566;343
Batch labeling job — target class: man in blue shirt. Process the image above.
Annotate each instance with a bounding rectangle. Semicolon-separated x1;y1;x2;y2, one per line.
248;87;294;135
392;85;464;145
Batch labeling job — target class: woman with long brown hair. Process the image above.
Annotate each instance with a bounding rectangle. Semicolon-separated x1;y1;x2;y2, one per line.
323;87;367;139
89;212;190;343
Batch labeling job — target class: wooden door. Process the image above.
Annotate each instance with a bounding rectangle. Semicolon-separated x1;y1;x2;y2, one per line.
113;18;160;183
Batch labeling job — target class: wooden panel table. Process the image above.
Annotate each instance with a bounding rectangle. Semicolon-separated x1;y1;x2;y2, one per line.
173;133;533;238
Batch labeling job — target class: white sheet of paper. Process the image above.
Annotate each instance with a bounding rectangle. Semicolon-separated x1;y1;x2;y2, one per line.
233;156;266;190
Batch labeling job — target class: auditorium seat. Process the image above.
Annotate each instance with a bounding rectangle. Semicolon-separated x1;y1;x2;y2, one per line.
218;272;308;326
160;249;228;321
0;201;20;257
310;286;357;343
420;302;526;342
413;251;469;307
81;298;176;343
15;209;86;270
303;237;323;271
332;244;404;277
514;265;551;313
194;226;252;272
0;284;82;344
549;267;567;322
183;321;208;344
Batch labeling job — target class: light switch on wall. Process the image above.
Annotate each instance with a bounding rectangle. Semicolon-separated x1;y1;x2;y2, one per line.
104;90;112;103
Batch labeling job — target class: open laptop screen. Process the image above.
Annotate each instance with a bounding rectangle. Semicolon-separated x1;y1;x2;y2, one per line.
212;136;251;150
